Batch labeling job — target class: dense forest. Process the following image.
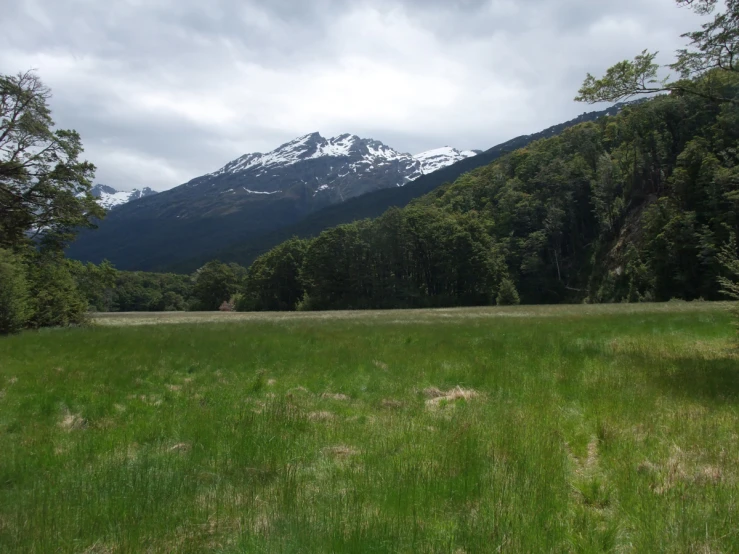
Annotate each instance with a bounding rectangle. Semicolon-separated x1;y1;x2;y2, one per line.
238;83;739;310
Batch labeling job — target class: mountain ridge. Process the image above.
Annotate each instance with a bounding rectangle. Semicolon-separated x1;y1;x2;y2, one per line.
68;133;475;269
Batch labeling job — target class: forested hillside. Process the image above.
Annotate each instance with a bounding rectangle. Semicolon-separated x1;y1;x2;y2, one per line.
239;85;739;310
173;104;629;272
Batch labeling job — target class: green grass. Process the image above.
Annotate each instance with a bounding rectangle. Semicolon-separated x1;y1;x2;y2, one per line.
1;303;738;553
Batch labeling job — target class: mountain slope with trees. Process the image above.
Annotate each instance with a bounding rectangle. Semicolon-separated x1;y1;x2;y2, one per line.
173;103;630;272
237;0;739;313
238;86;739;310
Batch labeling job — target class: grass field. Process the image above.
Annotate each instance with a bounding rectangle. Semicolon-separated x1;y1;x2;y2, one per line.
1;303;738;553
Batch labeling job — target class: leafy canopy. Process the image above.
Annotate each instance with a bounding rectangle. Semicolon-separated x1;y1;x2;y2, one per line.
0;70;103;250
576;0;739;105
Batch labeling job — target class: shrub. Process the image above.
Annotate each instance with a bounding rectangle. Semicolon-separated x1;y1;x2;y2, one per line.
0;249;31;334
496;278;521;306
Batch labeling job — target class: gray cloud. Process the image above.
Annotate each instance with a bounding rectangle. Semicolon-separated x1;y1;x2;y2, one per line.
2;0;700;190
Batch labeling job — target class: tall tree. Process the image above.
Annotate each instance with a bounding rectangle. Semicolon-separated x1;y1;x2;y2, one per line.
0;70;103;250
576;0;739;105
192;261;246;311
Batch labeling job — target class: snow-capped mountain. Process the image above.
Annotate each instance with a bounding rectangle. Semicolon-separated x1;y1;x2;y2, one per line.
89;184;158;210
206;132;476;195
118;132;477;219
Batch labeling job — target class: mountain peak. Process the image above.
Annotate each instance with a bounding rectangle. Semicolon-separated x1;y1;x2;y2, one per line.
201;133;477;198
87;184;158;210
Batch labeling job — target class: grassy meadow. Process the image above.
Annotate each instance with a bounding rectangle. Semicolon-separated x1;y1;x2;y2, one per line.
1;303;738;553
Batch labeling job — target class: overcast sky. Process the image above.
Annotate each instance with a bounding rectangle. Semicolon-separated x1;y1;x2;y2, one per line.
2;0;701;191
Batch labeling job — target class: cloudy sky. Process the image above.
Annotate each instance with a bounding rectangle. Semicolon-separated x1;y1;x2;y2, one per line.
2;0;700;191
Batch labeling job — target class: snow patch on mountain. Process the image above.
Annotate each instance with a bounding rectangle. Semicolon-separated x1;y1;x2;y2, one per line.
244;188;280;195
414;147;477;174
87;184;158;210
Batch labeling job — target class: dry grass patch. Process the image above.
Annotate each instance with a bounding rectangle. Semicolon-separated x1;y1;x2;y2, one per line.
308;411;336;422
59;411;87;431
649;447;726;495
424;386;480;408
321;392;351;401
80;542;118;554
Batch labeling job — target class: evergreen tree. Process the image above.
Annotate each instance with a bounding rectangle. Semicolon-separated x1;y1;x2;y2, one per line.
239;237;310;311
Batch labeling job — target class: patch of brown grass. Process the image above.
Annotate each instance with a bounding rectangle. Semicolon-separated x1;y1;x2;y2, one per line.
169;443;192;454
424;386;479;408
307;411;335;422
59;411;87;431
321;392;351;401
80;542;118;554
647;447;726;495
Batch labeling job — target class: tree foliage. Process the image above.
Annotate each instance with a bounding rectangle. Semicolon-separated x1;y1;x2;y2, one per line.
0;71;103;250
718;234;739;300
0;249;30;334
576;0;739;105
238;237;310;311
192;261;246;311
25;253;88;329
496;278;521;306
